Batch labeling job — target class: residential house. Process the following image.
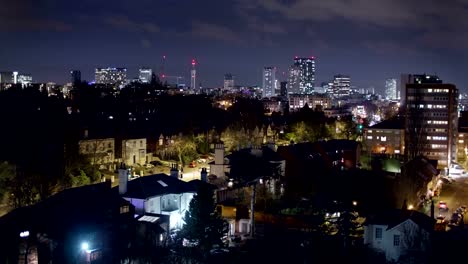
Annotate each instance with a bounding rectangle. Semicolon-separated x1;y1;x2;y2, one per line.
364;209;435;262
122;138;147;165
117;166;208;230
79;138;115;165
0;182;135;264
364;118;405;155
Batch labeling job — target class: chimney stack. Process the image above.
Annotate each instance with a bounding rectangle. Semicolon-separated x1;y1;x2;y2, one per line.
170;164;179;179
118;163;128;195
201;168;208;182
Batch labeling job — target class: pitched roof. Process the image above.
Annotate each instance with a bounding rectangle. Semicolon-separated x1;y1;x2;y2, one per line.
368;118;405;130
365;209;435;232
0;182;131;236
118;173;200;199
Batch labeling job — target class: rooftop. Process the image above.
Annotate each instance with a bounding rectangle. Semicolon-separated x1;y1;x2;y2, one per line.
368;117;404;130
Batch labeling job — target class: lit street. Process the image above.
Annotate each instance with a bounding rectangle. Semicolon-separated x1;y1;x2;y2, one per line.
435;177;468;225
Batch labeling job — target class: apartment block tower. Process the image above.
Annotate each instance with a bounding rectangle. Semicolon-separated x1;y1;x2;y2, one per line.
404;77;458;168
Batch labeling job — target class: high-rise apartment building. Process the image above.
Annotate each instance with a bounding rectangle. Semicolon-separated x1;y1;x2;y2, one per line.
0;72;14;84
293;57;315;93
224;73;234;90
400;74;442;106
385;78;397;100
287;65;301;94
262;67;276;98
71;70;81;85
95;68;127;85
330;75;351;97
139;67;152;83
405;80;458;168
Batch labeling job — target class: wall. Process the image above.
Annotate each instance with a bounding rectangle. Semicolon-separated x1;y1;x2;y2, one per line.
79;138;115;165
122;138;147;165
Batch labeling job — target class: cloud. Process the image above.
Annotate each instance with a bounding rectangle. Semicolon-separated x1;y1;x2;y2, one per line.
0;19;72;32
140;39;152;48
192;21;244;44
104;15;160;33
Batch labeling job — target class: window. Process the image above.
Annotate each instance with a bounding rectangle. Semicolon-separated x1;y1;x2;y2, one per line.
120;205;129;214
393;235;400;246
375;227;382;239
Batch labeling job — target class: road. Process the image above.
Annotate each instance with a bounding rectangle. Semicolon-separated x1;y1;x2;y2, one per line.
436;176;468;224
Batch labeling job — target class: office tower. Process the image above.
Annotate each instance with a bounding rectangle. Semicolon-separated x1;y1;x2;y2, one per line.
224;73;234;90
139;67;152;83
400;74;442;106
405;80;458;168
287;65;300;94
95;67;127;85
70;70;81;85
280;81;287;97
17;74;32;85
293;57;316;93
385;78;397;100
262;67;276;98
330;74;351;97
0;72;14;84
190;59;196;90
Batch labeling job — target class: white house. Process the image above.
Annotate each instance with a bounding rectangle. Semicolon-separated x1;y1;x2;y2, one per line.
364;209;434;262
122;138;147;165
116;166;209;230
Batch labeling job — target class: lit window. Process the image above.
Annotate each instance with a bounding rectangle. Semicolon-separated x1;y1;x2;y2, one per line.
381;136;387;142
459;140;464;143
394;150;400;154
120;205;130;214
367;136;373;140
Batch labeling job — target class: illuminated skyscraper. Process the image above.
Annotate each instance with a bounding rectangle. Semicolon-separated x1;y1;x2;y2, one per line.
405;79;457;168
293;57;316;93
262;67;276;98
190;59;196;90
287;65;300;94
385;78;397;100
95;67;127;86
17;74;32;85
330;74;351;97
139;67;152;83
224;73;234;90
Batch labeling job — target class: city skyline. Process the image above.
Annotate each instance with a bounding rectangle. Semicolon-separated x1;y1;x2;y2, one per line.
1;0;468;91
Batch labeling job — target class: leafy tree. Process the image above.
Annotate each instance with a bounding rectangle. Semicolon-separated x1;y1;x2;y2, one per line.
179;184;228;251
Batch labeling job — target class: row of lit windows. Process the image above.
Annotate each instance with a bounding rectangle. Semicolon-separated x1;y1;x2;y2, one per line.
366;130;401;134
427;136;447;140
431;144;447;149
428;120;448;125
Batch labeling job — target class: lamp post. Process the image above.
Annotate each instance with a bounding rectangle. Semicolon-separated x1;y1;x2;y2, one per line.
19;231;30;264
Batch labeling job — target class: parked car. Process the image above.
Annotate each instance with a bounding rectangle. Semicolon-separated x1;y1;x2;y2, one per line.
439;201;448;211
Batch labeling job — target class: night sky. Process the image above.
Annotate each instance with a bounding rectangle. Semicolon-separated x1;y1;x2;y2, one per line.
2;0;468;92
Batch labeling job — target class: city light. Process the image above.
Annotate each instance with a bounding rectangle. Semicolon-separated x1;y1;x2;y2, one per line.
19;231;29;238
352;201;357;206
408;205;414;210
81;242;89;251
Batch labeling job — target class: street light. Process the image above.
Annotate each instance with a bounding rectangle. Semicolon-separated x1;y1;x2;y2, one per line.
408;204;414;210
81;242;89;251
352;201;357;206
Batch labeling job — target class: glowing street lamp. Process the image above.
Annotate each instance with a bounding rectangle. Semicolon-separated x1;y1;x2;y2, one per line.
352;201;358;206
81;242;89;251
408;204;414;210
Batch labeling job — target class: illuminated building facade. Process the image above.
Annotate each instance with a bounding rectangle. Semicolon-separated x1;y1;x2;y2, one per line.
293;57;315;93
385;78;397;100
405;82;458;167
139;67;152;83
262;67;276;98
95;67;127;85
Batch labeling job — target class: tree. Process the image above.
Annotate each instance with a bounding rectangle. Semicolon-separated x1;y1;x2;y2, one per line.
179;184;227;251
